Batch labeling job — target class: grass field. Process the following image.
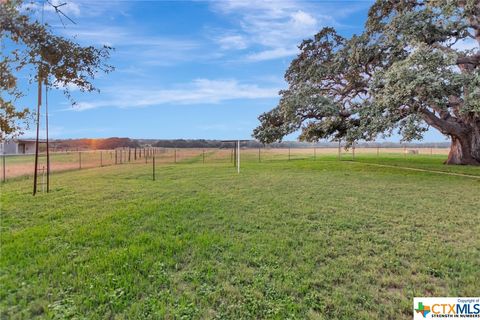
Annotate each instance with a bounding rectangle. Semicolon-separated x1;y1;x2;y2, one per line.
1;157;479;319
1;147;453;180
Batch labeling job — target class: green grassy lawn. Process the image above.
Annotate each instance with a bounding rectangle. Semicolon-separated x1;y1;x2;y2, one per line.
1;158;479;319
350;154;480;177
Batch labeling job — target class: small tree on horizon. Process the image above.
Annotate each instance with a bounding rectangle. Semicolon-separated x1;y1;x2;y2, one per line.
253;0;480;165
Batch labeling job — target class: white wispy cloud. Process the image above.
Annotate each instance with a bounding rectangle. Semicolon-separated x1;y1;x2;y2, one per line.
22;0;127;23
209;0;331;61
47;0;81;17
246;47;299;62
59;25;202;66
69;0;129;18
53;81;81;92
216;34;249;50
69;78;280;111
20;0;81;24
209;0;371;62
62;25;197;48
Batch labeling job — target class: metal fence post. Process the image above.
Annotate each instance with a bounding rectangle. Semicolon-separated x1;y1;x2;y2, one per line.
203;149;205;164
258;147;261;162
153;156;155;181
233;146;236;167
338;140;341;161
288;147;291;161
2;154;5;182
100;151;103;167
79;152;82;169
352;142;355;160
314;147;316;161
174;149;177;164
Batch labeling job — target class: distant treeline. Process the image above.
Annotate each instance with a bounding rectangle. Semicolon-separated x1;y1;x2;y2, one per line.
50;138;450;150
52;138;140;150
149;139;450;149
151;139;262;148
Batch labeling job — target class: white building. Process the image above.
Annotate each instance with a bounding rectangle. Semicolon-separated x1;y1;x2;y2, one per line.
1;139;38;155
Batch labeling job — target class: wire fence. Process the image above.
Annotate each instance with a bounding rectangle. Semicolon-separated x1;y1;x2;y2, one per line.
0;146;451;182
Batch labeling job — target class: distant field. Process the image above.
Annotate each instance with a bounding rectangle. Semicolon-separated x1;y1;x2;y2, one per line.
1;157;479;319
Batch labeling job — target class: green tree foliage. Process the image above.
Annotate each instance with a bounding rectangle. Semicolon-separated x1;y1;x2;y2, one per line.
0;0;113;140
253;0;480;165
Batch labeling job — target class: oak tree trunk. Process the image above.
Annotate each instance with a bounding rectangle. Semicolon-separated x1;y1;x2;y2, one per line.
445;128;480;165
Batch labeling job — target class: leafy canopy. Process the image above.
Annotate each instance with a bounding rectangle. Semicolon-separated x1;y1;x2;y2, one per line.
253;0;480;147
0;0;113;139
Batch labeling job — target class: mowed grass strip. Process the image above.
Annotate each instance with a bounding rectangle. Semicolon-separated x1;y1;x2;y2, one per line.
1;159;479;319
350;154;480;177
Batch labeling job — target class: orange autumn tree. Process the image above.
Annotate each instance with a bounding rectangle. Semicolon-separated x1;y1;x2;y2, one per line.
0;0;113;139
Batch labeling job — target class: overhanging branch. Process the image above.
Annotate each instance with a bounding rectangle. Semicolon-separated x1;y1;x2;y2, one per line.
420;108;465;136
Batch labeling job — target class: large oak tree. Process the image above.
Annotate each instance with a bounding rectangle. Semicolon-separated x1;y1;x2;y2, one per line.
0;0;113;140
253;0;480;165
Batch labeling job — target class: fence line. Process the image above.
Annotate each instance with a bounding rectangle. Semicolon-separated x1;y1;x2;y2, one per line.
0;146;450;182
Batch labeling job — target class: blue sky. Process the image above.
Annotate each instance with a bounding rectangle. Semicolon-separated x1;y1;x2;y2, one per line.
17;0;447;142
